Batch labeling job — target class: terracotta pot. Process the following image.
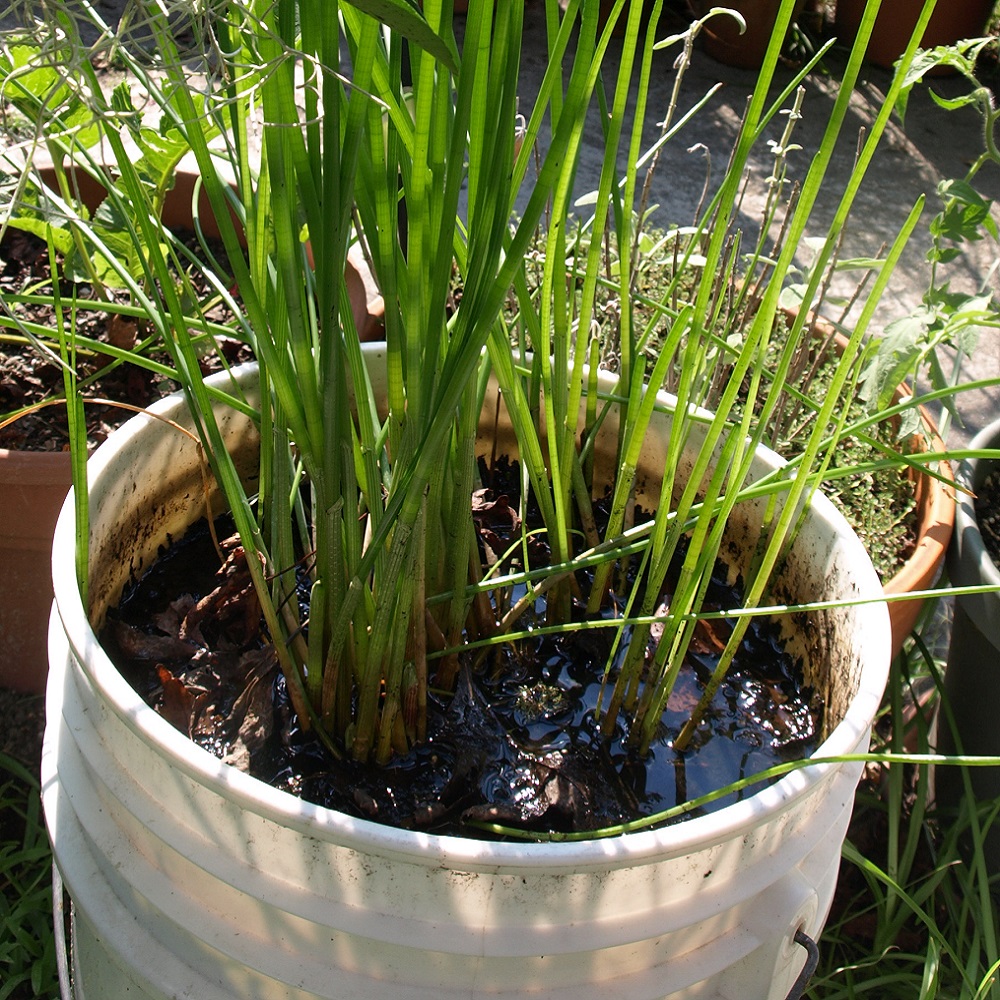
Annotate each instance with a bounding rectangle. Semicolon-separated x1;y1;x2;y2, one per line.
835;0;995;70
825;328;954;657
0;448;71;694
695;0;806;69
881;397;954;655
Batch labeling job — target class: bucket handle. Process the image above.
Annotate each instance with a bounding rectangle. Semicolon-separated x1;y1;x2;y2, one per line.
783;929;820;1000
53;864;72;1000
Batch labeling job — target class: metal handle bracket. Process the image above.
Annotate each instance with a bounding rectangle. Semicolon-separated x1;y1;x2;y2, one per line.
783;929;820;1000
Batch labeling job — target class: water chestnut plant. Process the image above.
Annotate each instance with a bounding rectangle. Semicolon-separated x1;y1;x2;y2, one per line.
0;0;942;795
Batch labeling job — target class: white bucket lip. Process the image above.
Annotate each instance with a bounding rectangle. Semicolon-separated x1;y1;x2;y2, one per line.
50;358;890;872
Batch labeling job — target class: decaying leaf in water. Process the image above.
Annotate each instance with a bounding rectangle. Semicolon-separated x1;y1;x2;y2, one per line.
112;620;198;661
156;664;208;736
223;649;279;770
471;489;520;566
180;535;262;647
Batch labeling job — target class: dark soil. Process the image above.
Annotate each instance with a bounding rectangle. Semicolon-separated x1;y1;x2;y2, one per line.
1;228;165;452
0;690;44;781
102;509;824;840
975;466;1000;571
0;689;44;887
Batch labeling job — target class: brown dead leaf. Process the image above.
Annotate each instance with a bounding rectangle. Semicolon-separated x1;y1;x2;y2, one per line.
113;620;199;661
152;596;197;639
472;491;522;569
156;664;203;735
649;604;730;655
222;649;278;771
471;489;520;530
691;617;728;655
180;535;261;647
106;313;138;351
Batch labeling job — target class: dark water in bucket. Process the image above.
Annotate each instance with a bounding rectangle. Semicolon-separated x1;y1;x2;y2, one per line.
104;511;822;840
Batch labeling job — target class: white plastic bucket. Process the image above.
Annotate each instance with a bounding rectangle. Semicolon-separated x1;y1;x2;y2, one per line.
44;350;890;999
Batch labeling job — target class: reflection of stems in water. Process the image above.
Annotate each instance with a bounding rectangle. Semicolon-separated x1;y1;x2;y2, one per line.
673;752;687;810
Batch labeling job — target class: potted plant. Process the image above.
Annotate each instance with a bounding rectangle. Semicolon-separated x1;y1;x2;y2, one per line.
0;157;155;696
0;158;203;697
22;0;936;994
0;104;382;696
0;40;231;697
770;312;955;657
766;322;955;658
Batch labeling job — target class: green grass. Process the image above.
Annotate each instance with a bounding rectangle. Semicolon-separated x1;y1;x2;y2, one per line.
811;785;1000;999
0;750;58;1000
808;605;1000;1000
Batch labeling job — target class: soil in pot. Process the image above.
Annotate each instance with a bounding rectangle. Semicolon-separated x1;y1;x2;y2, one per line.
100;468;825;840
756;325;919;583
974;467;1000;569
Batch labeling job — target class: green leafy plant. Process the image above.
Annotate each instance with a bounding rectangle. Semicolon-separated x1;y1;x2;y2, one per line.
0;19;245;462
0;0;944;824
863;32;1000;440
